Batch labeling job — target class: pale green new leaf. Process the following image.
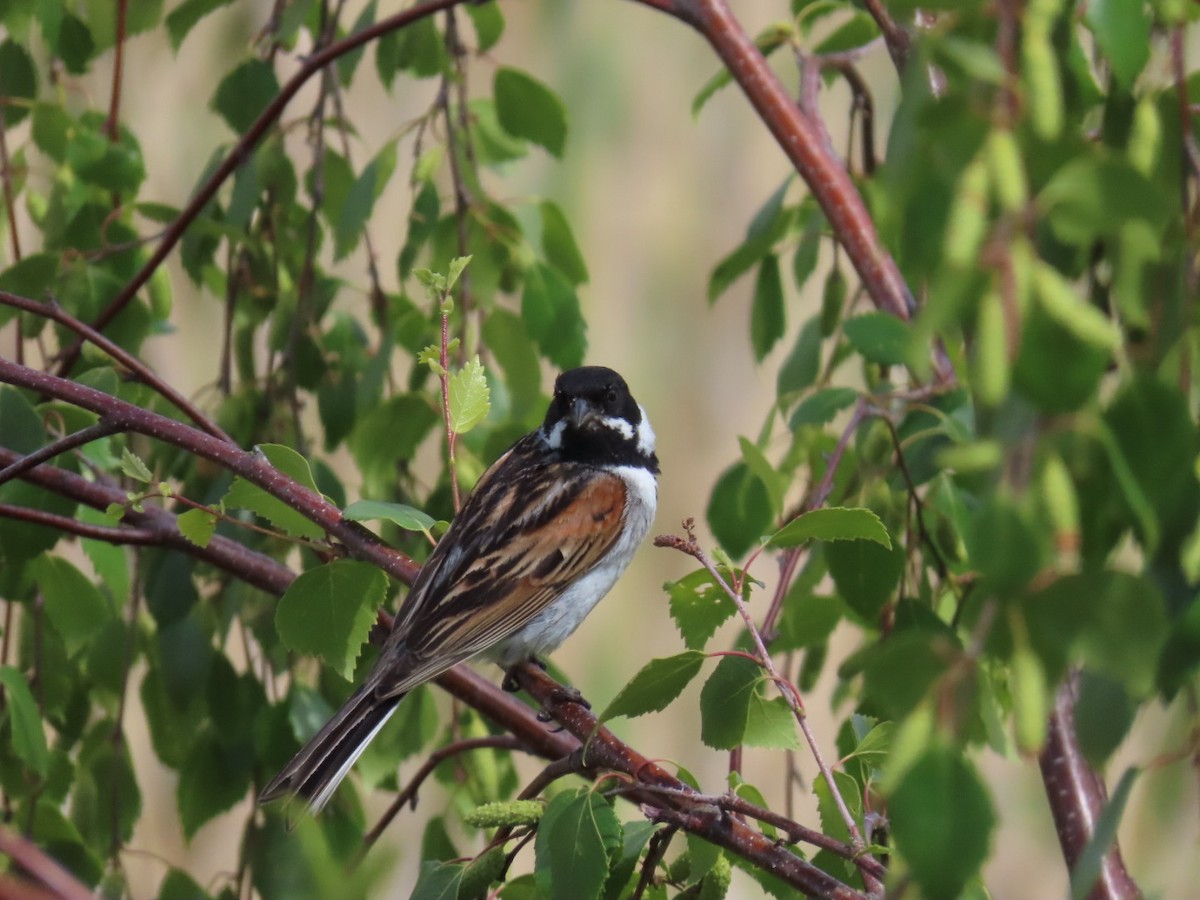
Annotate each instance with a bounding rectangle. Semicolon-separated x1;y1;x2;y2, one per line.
449;356;490;434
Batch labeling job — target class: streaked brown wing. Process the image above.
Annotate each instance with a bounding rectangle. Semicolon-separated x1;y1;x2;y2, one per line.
375;461;627;698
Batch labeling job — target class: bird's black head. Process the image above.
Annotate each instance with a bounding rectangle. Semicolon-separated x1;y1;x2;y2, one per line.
540;366;658;471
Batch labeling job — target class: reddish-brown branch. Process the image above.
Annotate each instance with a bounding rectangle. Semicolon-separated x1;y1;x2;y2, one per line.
105;0;128;143
1039;673;1142;900
0;357;419;584
510;664;868;900
0;291;231;442
0;828;93;900
633;0;913;323
56;0;470;376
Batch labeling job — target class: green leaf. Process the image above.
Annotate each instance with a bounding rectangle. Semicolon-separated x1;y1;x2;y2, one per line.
0;665;49;776
158;867;210;900
826;538;904;620
1069;767;1139;900
843;312;911;366
166;0;235;50
177;731;253;839
788;386;858;428
751;254;786;361
890;745;995;900
737;437;785;515
706;462;773;559
521;263;587;369
536;790;622;900
335;140;398;259
600;651;706;721
1084;0;1150;90
275;560;387;680
224;443;324;541
0;254;59;307
666;569;739;651
33;555;112;654
466;1;504;52
176;507;218;549
699;655;760;749
343;500;436;536
776;317;822;398
814;769;862;844
1073;670;1134;767
120;447;154;483
410;861;465;900
709;181;793;302
743;694;800;750
0;40;36;127
692;22;792;116
449;356;491;434
349;395;439;492
540;200;589;286
494;67;567;157
862;632;950;719
767;507;891;549
212;59;280;134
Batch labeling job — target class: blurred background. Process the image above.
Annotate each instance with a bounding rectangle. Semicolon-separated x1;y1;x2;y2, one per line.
22;0;1198;896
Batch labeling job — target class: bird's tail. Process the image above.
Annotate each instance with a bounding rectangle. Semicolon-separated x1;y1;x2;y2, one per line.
258;683;402;815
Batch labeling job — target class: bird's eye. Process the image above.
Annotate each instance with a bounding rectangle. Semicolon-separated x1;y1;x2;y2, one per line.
605;385;618;406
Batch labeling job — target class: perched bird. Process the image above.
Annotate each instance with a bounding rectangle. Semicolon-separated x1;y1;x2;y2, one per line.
259;365;659;813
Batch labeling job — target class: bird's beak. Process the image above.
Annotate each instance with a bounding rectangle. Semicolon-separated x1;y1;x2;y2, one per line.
568;397;596;428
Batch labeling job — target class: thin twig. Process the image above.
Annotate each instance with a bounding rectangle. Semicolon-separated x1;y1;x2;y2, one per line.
654;522;880;886
0;291;232;442
56;0;471;376
0;419;121;488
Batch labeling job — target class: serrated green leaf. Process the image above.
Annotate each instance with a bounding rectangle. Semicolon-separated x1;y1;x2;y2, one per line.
120;447;154;483
890;745;995;900
274;561;387;680
0;40;36;127
788;386;858;428
600;651;706;721
1084;0;1149;90
537;790;621;900
177;730;252;839
410;861;465;900
449;356;490;434
814;769;862;844
0;665;49;776
843;312;911;366
343;499;436;536
166;0;235;50
494;67;567;157
699;655;760;749
706;461;773;559
335;140;397;259
540;200;589;286
224;443;323;541
33;555;111;653
176;507;218;548
742;694;800;749
767;507;891;549
751;254;785;361
211;58;279;134
666;569;738;651
827;537;904;620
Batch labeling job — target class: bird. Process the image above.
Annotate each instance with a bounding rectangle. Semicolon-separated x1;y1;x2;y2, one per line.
258;365;659;814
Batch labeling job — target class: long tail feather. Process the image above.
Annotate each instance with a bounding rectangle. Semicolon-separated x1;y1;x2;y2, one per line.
259;684;402;814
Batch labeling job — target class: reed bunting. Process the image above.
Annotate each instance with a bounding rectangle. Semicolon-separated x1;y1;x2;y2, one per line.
259;366;659;813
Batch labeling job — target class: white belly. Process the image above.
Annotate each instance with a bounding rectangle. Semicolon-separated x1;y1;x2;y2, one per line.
488;464;657;665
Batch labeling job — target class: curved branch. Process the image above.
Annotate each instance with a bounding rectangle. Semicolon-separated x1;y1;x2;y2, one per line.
632;0;914;322
56;0;471;376
0;291;231;442
1039;673;1142;900
0;357;419;585
0;828;92;900
511;663;869;900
